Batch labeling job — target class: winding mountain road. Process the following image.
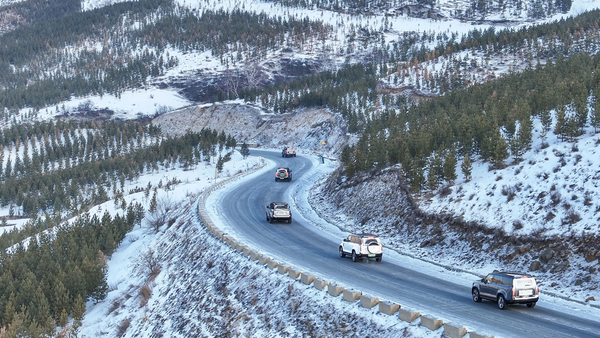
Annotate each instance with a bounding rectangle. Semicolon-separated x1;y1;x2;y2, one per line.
206;149;600;338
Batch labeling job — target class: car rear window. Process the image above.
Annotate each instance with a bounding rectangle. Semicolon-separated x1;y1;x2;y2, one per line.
364;239;379;245
514;278;536;288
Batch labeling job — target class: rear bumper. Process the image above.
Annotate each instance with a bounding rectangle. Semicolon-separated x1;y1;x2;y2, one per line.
358;253;383;258
508;297;538;304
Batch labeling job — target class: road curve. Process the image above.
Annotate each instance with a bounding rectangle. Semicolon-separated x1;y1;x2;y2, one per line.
207;149;600;338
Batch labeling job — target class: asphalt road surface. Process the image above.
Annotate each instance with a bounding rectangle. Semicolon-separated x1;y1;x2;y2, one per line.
207;149;600;338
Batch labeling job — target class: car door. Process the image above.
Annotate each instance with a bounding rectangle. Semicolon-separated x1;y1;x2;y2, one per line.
479;274;496;299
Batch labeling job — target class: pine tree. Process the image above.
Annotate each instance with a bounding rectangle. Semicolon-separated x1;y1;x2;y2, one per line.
72;295;86;323
240;142;250;159
461;155;472;182
592;99;600;133
554;106;566;141
149;191;158;213
443;151;457;183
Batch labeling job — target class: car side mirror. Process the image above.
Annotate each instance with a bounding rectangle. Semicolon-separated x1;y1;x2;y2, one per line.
266;206;269;209
481;278;486;283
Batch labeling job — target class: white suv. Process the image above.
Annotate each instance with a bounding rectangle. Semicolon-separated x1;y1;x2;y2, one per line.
339;234;383;262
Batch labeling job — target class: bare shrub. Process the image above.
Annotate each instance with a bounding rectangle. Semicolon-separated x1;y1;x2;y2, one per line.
139;284;152;307
439;185;452;197
108;299;121;315
544;212;555;222
501;185;517;202
117;318;131;337
141;249;161;280
584;196;593;206
513;220;524;231
550;192;561;206
147;195;176;232
563;211;581;224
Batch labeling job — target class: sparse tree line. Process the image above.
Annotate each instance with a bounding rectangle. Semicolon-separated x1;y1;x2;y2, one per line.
0;0;331;114
0;210;143;337
341;51;600;191
265;0;571;20
0;120;237;217
0;122;236;336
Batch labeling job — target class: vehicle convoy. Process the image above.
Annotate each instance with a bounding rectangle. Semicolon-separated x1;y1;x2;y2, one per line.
339;234;383;262
282;146;297;157
266;202;292;223
472;271;539;310
275;167;292;181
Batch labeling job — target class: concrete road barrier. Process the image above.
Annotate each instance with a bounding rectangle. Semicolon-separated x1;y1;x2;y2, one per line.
360;295;379;309
288;269;301;280
267;260;279;270
443;323;467;338
378;301;400;315
277;265;291;274
343;289;362;302
236;244;246;253
420;315;443;331
250;252;261;261
242;247;253;257
300;273;316;285
259;256;271;265
327;284;344;297
398;308;420;323
313;279;328;291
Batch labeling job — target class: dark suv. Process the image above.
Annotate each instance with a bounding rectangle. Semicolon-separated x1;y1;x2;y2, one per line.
275;167;292;182
472;271;539;310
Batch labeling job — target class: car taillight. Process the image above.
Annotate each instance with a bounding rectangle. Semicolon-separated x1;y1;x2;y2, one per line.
512;288;515;298
536;286;539;295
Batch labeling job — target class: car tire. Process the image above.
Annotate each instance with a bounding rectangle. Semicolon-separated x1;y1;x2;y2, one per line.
288;217;292;224
339;246;345;258
472;289;482;302
375;256;382;262
497;295;506;310
526;302;536;308
351;251;357;262
266;214;269;222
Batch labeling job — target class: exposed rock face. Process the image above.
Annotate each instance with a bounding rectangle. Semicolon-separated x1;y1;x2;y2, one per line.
152;103;348;156
539;248;555;264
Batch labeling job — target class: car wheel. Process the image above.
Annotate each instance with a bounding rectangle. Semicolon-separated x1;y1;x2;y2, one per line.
351;251;357;262
497;295;506;310
288;217;292;224
339;246;345;258
266;214;269;222
472;289;481;302
375;256;382;262
526;302;536;308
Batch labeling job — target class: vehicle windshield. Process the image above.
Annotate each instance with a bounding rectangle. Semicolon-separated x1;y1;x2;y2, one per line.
274;204;288;209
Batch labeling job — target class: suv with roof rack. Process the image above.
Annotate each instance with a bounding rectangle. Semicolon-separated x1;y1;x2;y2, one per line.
472;271;539;310
339;234;383;262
